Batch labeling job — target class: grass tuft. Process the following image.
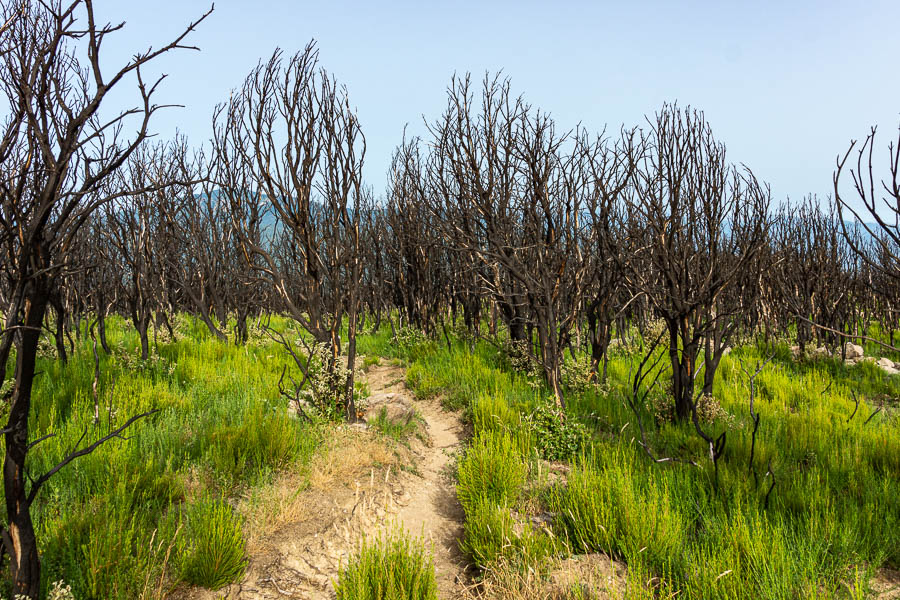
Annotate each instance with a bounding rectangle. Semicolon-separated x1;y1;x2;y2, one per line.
457;431;526;512
334;526;437;600
176;494;247;590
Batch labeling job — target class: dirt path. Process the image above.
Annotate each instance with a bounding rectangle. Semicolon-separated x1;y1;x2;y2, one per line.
365;363;468;597
175;362;468;600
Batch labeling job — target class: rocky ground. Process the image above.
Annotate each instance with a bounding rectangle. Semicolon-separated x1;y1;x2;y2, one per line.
790;341;900;375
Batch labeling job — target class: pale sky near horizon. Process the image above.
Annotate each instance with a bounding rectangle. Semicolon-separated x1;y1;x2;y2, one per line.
92;0;899;207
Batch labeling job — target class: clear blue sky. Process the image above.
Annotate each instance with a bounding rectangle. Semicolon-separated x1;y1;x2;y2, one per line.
93;0;899;204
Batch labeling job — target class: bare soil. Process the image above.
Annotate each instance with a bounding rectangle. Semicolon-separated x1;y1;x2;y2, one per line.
366;363;469;597
872;568;900;599
170;362;468;599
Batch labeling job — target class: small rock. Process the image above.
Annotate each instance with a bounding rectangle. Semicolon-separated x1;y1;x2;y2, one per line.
722;347;732;356
365;403;415;425
844;342;864;360
877;357;895;369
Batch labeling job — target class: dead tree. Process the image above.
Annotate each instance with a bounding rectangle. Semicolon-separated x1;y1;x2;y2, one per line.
620;104;770;422
102;142;176;360
771;197;860;355
424;74;532;345
834;124;900;347
424;73;595;410
156;140;234;342
578;127;639;381
0;1;210;595
835;124;900;285
213;43;367;420
385;136;449;335
699;246;763;396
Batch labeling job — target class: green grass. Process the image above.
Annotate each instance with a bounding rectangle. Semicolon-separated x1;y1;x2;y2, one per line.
334;526;437;600
6;313;899;599
176;495;247;590
456;431;527;511
2;314;320;599
368;406;422;442
396;327;900;600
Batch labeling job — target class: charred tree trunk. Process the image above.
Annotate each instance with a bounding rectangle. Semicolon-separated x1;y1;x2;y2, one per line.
536;319;565;411
234;308;249;345
97;308;111;354
702;351;724;397
3;283;49;598
136;316;151;360
197;303;227;342
158;312;176;341
667;319;698;422
586;300;613;382
52;299;68;364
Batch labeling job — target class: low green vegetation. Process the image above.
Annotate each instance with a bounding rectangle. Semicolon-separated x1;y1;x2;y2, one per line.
2;315;320;599
175;495;246;590
5;315;898;599
399;330;900;599
368;406;422;442
334;526;437;600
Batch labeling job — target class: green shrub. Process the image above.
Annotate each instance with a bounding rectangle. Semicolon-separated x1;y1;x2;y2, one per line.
40;497;167;600
176;495;247;590
525;398;587;461
470;392;520;435
458;500;516;567
334;527;437;600
550;455;686;565
560;352;608;393
457;431;527;512
205;403;302;485
459;500;559;570
405;363;445;401
390;326;434;360
46;580;76;600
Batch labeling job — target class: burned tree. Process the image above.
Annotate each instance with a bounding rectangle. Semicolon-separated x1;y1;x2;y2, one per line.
834;123;900;286
424;75;532;346
834;124;900;348
102;142;174;359
699;241;766;396
0;1;210;594
213;43;367;420
424;74;595;410
156;140;238;343
771;197;860;356
384;137;449;336
577;127;638;382
620;104;770;423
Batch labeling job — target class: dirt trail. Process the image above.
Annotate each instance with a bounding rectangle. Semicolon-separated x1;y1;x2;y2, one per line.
366;364;468;597
175;362;467;600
